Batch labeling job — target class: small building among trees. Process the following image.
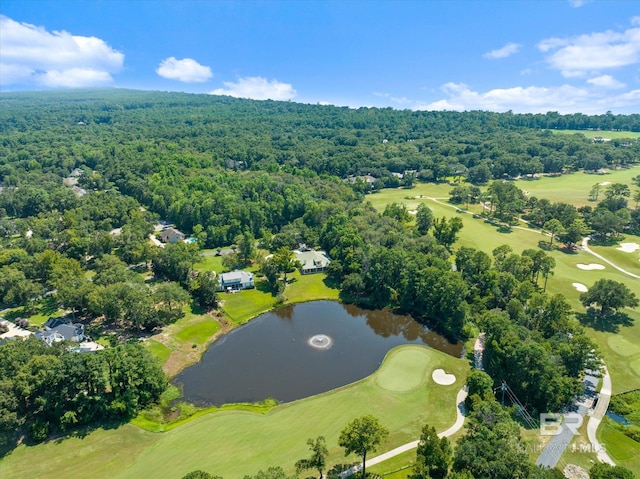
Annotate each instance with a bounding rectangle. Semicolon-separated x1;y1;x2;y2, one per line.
159;227;185;244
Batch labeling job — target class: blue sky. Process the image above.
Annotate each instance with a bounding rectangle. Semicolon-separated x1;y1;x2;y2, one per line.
1;1;639;114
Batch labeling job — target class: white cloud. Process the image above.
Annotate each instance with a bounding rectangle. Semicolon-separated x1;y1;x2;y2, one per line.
568;0;590;8
587;75;626;89
210;76;296;100
39;68;115;88
156;57;213;83
483;42;521;60
416;82;640;114
0;15;123;87
537;18;640;77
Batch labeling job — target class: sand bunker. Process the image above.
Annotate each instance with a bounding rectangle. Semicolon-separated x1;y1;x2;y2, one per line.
432;369;456;386
599;181;612;186
617;243;640;253
577;263;605;270
572;283;588;293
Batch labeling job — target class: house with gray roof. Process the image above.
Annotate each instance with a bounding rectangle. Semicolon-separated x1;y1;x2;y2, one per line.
159;227;185;244
294;250;331;274
36;318;85;346
219;271;255;291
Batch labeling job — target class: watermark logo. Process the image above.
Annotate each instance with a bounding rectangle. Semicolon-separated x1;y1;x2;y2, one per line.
540;413;583;436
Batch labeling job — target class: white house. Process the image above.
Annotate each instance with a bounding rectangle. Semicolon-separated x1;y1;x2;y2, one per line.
219;271;255;291
294;250;331;274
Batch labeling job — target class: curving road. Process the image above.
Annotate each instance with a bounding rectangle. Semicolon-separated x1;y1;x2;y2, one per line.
586;367;616;466
339;387;468;478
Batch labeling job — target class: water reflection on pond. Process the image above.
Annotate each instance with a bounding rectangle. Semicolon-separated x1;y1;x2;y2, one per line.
174;301;462;406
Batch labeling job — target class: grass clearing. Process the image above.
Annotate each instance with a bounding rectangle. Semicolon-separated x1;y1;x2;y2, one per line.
550;129;640;140
174;319;220;344
513;166;640;207
194;251;225;274
0;345;469;479
368;449;415;478
148;304;224;375
219;286;277;325
598;419;640;473
144;339;172;363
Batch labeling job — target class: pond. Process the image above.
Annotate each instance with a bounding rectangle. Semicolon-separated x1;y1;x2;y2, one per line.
174;300;463;406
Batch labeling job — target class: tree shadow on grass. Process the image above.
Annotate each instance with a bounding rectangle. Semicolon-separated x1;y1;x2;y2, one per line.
0;417;129;459
558;245;579;255
39;295;59;316
323;276;340;290
576;309;634;333
255;279;277;296
189;302;207;316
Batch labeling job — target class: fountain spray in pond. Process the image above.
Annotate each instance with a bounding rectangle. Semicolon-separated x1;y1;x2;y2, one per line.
308;334;333;350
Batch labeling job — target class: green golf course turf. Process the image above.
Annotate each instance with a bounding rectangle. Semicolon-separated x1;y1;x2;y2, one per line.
0;345;468;479
551;129;640;140
376;347;434;392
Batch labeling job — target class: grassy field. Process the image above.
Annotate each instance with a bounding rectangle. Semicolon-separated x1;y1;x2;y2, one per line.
0;345;469;479
145;304;225;376
368;449;415;478
590;234;640;278
513;167;640;206
597;419;640;472
551;129;640;140
193;251;225;274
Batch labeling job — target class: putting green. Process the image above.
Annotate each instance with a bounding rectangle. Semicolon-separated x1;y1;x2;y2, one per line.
607;335;640;357
376;346;432;391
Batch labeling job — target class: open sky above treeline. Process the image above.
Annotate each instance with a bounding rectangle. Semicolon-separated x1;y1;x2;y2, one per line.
1;0;639;114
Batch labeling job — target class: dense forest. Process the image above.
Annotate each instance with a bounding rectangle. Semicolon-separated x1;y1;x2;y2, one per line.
0;90;638;473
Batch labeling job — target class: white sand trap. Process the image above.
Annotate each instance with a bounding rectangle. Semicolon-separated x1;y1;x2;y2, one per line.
577;263;605;270
599;181;611;186
617;243;640;253
432;369;456;385
572;283;588;293
409;210;417;215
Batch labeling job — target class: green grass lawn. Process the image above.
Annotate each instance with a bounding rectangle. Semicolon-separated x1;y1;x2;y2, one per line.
194;250;225;273
1;297;65;327
550;129;640;140
590;234;640;278
174;318;220;345
0;345;469;479
219;286;278;325
368;449;415;478
598;418;640;473
144;339;172;363
513;166;640;207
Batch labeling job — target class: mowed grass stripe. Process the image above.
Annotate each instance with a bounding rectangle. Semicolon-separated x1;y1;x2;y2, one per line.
0;345;468;479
